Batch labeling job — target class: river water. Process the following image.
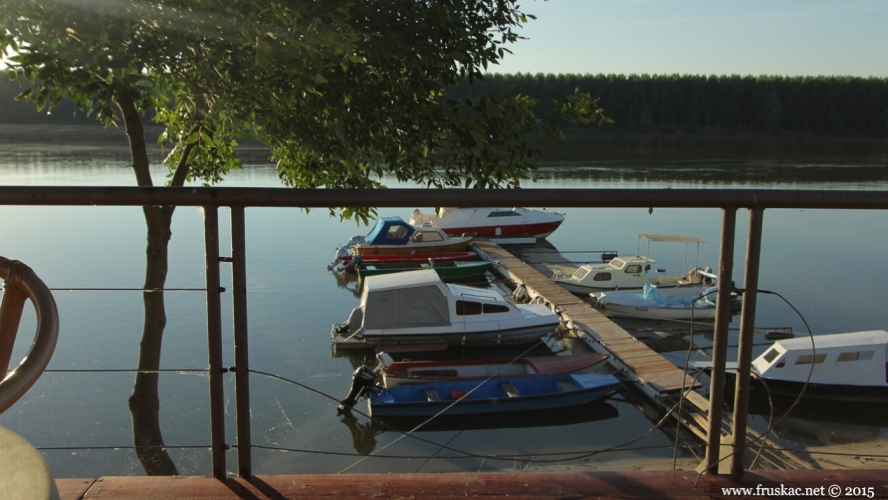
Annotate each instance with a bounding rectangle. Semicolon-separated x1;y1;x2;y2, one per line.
1;126;887;477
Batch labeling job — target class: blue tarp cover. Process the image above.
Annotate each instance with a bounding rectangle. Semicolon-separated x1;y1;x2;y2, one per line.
365;217;416;246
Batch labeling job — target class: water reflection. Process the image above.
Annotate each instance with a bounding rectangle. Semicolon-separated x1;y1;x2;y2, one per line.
337;401;619;455
369;400;619;433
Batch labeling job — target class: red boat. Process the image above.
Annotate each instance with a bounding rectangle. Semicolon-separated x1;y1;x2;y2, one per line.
409;207;565;240
379;352;610;388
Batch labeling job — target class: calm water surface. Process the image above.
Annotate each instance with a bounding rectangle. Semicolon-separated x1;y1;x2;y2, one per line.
1;130;887;477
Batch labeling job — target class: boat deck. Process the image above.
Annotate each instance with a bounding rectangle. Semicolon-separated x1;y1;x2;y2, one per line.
473;240;700;396
55;469;888;499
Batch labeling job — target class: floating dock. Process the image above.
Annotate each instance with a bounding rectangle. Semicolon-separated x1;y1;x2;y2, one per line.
473;240;814;472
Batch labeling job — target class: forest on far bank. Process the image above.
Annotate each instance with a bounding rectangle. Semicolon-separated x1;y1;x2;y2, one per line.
2;72;887;137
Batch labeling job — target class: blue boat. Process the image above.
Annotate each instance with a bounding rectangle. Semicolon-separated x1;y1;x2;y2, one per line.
367;373;621;417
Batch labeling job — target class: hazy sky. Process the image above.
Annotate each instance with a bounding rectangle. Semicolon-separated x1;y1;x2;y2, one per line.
492;0;888;77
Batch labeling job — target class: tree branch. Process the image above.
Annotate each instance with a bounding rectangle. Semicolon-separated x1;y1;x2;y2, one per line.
168;142;196;187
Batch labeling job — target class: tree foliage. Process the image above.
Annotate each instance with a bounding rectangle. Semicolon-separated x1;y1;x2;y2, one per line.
1;0;605;193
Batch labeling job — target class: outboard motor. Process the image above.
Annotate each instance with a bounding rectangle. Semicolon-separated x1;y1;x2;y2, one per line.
328;244;349;270
337;365;377;415
328;235;366;270
339;255;362;273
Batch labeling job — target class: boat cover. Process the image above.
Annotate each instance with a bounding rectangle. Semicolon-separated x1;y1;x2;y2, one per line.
364;217;416;246
363;285;451;329
608;283;714;308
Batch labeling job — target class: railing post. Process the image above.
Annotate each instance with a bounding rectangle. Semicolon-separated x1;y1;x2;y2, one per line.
231;206;252;478
730;208;764;473
704;206;737;474
203;206;227;479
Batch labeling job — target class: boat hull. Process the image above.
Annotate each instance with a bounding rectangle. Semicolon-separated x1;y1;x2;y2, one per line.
354;239;473;255
357;261;491;281
383;352;610;387
555;279;702;295
341;252;478;265
725;372;888;403
331;323;560;350
368;373;620;417
439;220;563;239
600;302;717;320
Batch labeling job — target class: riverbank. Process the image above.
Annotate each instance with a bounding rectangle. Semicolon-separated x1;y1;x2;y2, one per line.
3;124;886;166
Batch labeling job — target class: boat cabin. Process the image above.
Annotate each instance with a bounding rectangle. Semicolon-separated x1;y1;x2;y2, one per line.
332;269;559;346
752;330;888;387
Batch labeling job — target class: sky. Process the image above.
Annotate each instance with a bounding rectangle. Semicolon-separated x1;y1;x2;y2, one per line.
492;0;888;77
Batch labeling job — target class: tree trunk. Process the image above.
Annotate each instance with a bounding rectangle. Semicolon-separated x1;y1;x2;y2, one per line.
117;95;179;476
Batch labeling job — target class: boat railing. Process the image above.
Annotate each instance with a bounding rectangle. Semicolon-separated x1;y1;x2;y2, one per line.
1;186;887;479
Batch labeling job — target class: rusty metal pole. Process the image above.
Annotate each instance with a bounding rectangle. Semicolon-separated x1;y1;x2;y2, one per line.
203;206;227;479
230;206;252;478
704;207;737;474
730;208;764;474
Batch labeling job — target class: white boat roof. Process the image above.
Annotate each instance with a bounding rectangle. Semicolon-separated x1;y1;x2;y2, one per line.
638;234;706;244
362;269;443;292
773;330;888;351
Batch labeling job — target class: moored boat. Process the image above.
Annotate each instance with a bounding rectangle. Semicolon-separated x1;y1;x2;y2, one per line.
378;351;610;387
553;234;710;294
329;217;474;271
705;330;888;403
409;207;565;240
593;283;736;320
356;260;491;281
366;373;621;417
331;269;560;349
355;216;473;255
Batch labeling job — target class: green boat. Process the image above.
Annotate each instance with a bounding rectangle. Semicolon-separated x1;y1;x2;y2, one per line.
356;260;491;281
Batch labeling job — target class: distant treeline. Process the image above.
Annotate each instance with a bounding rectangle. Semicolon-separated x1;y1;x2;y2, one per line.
447;74;888;137
3;71;887;136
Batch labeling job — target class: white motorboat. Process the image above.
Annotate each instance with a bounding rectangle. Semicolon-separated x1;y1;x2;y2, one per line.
331;269;561;349
593;282;735;320
714;330;888;403
553;234;710;294
409;207;564;240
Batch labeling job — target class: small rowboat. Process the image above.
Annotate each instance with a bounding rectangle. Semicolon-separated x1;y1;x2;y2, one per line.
380;352;610;388
357;260;491;281
368;373;620;417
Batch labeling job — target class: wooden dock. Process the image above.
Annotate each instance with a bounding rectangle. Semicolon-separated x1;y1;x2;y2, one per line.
474;240;700;398
473;240;814;472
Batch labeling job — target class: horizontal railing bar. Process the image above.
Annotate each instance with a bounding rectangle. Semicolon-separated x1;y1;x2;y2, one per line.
43;369;208;373
47;288;210;292
1;187;887;210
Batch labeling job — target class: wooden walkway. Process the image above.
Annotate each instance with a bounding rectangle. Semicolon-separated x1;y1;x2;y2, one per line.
55;470;888;499
474;240;814;472
474;240;700;397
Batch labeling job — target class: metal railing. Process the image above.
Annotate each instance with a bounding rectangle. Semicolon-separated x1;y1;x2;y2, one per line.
2;186;887;478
